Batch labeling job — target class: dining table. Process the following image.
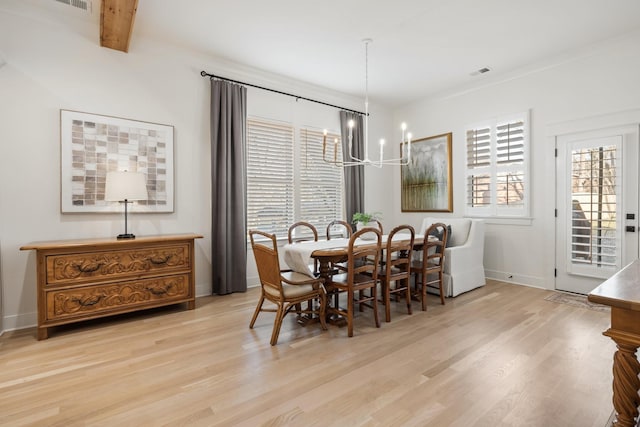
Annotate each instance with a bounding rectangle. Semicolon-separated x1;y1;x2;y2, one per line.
283;233;426;281
283;233;431;326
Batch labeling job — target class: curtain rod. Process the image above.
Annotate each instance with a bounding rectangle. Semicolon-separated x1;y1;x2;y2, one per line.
200;71;366;116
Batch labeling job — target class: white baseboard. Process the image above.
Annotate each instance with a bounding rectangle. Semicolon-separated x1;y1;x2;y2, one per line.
485;269;549;290
2;311;37;333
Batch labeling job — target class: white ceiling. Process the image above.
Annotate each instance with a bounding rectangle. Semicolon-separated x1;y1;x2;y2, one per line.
21;0;640;106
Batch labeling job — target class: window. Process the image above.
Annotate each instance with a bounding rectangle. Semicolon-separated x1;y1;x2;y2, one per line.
246;118;294;237
465;111;529;218
246;117;344;240
299;128;344;229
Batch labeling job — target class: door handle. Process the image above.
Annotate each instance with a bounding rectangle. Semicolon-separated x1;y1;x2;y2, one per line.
625;226;636;232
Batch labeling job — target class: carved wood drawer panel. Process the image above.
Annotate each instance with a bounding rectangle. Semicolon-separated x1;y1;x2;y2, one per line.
45;274;191;321
45;243;190;285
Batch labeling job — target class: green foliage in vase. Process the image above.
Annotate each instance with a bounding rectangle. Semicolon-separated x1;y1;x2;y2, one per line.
352;212;382;223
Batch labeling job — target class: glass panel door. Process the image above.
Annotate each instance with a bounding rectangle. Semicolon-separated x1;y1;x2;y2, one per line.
556;125;638;294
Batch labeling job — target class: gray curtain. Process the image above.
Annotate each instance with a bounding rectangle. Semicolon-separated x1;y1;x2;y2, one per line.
210;80;247;295
340;111;365;226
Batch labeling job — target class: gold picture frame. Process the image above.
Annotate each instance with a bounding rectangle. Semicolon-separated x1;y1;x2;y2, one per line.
401;132;453;212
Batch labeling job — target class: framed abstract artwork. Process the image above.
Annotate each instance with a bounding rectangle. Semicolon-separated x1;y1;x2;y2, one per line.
60;110;174;213
401;132;453;212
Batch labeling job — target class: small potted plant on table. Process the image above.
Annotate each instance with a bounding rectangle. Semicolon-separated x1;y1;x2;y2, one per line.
352;212;382;232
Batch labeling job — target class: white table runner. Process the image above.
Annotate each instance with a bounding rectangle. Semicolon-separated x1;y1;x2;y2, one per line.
283;233;424;277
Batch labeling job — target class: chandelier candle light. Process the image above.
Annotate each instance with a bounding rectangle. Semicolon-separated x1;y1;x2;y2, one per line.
322;38;412;168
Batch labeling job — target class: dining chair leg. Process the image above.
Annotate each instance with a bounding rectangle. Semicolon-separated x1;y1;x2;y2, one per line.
249;294;265;328
384;280;391;322
438;271;446;305
270;304;286;346
372;284;380;328
405;278;413;314
404;278;412;315
421;273;428;311
347;289;355;337
306;300;313;315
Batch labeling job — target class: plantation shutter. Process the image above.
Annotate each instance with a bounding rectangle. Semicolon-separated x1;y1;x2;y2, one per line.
570;144;619;268
496;120;525;165
467;127;491;168
299;128;344;233
465;112;529;217
466;126;492;209
246;118;294;237
495;118;525;210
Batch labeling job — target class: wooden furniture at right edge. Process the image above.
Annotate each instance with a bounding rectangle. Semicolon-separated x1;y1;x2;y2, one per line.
589;259;640;427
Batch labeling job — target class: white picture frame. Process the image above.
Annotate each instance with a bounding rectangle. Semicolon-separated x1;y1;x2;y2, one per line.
60;109;174;213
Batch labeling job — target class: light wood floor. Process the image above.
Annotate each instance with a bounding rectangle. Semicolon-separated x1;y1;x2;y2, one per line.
0;280;615;426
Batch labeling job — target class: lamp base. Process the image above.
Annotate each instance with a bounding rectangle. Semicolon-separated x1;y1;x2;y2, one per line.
116;233;136;240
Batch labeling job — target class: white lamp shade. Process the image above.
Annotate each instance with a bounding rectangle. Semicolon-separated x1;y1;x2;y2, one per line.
105;171;148;201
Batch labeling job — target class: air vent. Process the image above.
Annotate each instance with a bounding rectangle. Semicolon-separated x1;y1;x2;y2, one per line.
470;67;491;76
54;0;92;12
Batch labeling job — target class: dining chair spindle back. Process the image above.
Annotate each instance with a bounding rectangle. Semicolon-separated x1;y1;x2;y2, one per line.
327;227;382;337
288;221;319;274
287;221;318;244
380;224;415;322
326;220;353;240
410;222;448;310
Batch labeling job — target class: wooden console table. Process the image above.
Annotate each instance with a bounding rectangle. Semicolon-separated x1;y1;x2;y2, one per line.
589;259;640;427
21;233;203;340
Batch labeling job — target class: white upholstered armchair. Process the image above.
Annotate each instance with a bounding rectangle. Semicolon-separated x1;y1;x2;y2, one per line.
419;217;486;297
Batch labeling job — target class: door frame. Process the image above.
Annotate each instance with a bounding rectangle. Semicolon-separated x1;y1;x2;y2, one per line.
549;109;640;293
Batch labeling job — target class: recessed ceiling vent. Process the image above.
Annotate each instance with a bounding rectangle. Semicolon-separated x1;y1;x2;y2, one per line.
470;67;491;76
54;0;92;12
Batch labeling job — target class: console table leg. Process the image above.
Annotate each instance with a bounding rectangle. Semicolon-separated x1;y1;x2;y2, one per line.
609;338;640;427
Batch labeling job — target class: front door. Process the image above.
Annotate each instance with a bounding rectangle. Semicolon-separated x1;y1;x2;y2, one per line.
555;125;639;294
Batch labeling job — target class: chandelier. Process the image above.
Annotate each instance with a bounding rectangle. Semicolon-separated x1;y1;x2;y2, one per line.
323;38;412;168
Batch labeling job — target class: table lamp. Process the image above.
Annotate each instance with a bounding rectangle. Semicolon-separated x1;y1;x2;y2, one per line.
105;171;148;239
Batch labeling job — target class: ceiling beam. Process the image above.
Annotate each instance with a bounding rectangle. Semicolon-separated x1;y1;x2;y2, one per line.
100;0;138;53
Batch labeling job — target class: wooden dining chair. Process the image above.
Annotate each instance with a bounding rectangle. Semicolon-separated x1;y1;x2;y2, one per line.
366;219;385;264
410;222;448;310
380;224;415;322
287;221;318;244
249;230;327;345
288;221;319;274
325;219;353;282
326;220;352;240
327;227;382;337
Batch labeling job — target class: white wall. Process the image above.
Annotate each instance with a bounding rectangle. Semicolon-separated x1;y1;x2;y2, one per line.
390;30;640;290
6;2;635;332
0;1;391;331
